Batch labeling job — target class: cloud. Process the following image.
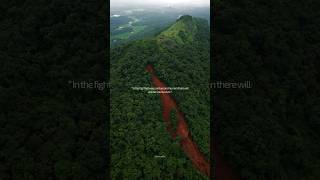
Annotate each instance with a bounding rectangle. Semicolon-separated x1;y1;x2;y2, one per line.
111;0;210;7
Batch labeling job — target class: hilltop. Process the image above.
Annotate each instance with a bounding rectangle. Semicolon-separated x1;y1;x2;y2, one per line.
157;15;209;45
110;15;210;179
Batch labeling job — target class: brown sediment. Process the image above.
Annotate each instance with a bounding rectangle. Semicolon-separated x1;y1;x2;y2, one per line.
146;64;210;177
146;64;241;180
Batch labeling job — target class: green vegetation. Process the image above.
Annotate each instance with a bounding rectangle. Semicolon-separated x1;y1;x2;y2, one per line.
111;15;210;179
214;0;320;180
110;7;210;47
159;15;197;43
111;25;146;40
170;110;178;133
0;1;107;179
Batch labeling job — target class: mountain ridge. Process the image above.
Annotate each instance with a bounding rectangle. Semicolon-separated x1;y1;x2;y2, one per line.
112;15;209;49
157;15;209;45
111;14;210;179
110;15;210;62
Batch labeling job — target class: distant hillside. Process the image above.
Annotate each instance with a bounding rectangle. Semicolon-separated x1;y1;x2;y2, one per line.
110;7;211;47
110;15;210;179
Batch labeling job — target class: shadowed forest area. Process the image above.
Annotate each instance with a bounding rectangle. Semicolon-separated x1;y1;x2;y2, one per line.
0;1;108;179
213;0;320;180
1;0;320;180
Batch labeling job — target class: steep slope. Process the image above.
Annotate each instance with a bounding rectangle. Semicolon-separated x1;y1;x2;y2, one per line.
146;64;210;176
157;15;209;45
110;15;210;179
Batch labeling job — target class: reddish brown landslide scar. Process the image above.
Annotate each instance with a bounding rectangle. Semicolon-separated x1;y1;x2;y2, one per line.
146;64;210;177
146;64;241;180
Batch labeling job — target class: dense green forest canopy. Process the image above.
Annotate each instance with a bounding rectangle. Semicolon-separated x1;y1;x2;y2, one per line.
110;6;210;47
1;0;319;179
213;0;320;180
111;15;210;179
0;1;107;179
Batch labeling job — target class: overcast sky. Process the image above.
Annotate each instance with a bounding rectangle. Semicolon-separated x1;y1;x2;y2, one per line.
111;0;210;8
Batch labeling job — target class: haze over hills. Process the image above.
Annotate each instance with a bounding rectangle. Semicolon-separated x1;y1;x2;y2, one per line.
110;15;210;179
111;0;209;8
110;7;210;47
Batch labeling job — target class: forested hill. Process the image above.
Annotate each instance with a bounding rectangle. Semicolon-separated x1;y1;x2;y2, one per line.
157;15;209;45
111;15;210;179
